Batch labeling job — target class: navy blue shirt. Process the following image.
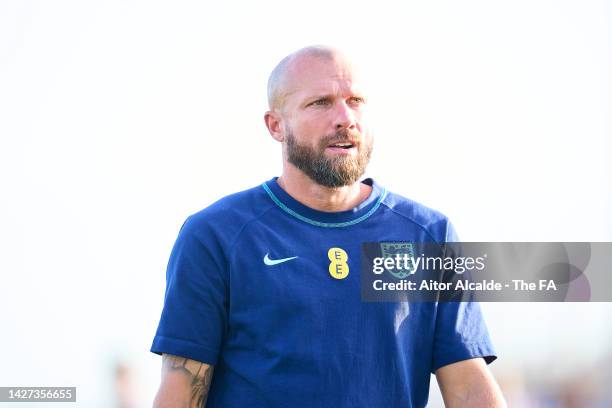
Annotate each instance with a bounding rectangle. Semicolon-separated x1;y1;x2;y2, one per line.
151;177;496;407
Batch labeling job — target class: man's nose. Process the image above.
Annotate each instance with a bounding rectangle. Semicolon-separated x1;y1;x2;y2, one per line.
334;101;357;130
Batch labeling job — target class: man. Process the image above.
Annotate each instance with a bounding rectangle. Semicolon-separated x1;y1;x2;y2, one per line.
151;45;506;407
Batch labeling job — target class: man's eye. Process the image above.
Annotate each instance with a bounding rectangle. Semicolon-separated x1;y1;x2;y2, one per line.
349;97;365;104
311;99;330;106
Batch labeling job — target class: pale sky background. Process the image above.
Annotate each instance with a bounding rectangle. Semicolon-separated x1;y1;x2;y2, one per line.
1;0;611;406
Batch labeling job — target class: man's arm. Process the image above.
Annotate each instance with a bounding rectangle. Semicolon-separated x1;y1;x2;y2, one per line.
435;357;506;408
153;353;215;408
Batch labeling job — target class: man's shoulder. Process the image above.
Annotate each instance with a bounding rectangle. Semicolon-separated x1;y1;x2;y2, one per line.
181;182;275;237
380;187;456;242
382;189;449;223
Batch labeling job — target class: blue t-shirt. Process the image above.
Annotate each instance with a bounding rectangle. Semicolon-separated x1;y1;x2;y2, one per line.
151;177;496;408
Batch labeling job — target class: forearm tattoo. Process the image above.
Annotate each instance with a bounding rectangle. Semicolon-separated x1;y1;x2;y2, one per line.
162;354;214;407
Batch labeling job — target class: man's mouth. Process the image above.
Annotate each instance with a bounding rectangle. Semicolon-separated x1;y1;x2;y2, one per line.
327;141;355;150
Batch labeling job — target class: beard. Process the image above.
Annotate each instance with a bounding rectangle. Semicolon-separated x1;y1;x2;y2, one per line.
285;128;372;188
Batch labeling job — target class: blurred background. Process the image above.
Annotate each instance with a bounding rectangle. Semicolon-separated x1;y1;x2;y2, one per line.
1;0;610;406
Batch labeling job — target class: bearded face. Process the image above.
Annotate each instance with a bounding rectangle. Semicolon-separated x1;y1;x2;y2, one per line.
285;127;372;188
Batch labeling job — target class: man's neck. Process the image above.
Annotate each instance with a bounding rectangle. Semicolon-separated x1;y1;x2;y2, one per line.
276;165;373;212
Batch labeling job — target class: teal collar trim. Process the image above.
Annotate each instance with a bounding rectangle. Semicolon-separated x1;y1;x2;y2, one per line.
261;182;387;228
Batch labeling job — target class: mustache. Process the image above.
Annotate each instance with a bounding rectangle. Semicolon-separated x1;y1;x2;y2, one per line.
321;129;361;146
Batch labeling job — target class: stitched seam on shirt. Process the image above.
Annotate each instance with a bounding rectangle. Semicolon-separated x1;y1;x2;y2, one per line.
187;201;276;289
188;226;231;288
228;204;277;262
380;202;443;243
261;182;387;228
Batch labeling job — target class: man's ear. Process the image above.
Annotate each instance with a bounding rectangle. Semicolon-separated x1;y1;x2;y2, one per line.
264;110;285;142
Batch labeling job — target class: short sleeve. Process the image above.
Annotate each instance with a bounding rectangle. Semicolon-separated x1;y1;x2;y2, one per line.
432;219;497;372
431;301;497;373
150;216;229;365
445;220;460;242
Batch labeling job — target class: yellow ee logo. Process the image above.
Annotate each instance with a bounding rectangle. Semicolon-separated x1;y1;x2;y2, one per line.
328;247;349;279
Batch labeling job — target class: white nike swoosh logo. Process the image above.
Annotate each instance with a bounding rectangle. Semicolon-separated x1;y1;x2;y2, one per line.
263;253;298;266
